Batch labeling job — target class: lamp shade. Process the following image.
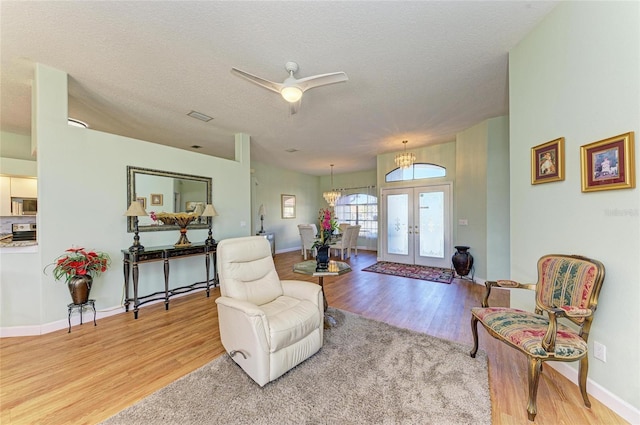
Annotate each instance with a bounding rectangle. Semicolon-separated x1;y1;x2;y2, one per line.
258;204;266;216
124;201;148;217
201;204;218;217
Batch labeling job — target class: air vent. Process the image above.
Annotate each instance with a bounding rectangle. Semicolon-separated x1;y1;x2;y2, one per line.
187;111;213;122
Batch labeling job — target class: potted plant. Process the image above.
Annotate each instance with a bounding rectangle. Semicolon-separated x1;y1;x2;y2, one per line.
313;208;338;271
45;247;111;304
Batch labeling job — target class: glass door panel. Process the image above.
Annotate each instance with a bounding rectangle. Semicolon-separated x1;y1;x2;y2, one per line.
415;187;450;268
386;193;410;259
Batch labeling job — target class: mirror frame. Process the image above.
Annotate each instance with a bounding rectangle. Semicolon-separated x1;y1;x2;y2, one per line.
127;166;212;233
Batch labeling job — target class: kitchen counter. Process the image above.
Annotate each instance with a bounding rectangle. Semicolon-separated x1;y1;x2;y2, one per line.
1;240;38;247
0;235;38;251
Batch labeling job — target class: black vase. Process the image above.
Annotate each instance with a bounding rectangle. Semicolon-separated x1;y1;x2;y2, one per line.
316;245;330;271
67;275;93;305
452;246;474;277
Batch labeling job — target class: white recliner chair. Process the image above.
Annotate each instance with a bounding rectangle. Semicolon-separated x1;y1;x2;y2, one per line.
215;236;324;387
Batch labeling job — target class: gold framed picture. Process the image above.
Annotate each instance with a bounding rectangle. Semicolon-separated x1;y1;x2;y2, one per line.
531;137;564;184
136;197;146;209
150;193;163;206
580;132;635;192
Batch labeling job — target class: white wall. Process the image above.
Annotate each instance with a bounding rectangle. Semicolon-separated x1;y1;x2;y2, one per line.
0;64;252;330
251;161;320;252
455;116;510;281
510;1;639;418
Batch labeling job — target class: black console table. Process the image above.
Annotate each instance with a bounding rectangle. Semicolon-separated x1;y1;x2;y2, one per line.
122;242;217;319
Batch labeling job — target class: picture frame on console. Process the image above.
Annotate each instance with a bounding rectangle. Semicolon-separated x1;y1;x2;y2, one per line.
531;137;564;185
580;132;635;192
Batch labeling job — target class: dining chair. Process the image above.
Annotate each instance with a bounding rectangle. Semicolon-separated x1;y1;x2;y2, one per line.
330;225;360;260
297;224;318;260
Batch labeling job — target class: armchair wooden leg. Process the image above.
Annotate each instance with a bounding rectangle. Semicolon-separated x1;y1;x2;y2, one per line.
527;358;543;421
579;356;591;407
470;315;479;358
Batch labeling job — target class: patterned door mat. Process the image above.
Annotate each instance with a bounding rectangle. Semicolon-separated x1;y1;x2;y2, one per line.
362;261;454;284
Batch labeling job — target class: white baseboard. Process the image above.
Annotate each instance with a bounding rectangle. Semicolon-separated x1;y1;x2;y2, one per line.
0;305;125;337
548;362;640;425
0;288;209;337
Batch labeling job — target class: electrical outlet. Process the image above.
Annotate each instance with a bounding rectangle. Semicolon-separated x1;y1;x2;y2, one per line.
593;341;606;362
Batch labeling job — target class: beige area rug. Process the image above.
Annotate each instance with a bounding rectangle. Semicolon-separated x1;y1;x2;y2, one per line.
102;308;490;425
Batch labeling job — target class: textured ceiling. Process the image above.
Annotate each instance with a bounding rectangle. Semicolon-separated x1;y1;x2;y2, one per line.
0;1;556;175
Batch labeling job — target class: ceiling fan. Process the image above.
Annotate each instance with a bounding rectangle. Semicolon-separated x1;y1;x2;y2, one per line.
231;61;348;115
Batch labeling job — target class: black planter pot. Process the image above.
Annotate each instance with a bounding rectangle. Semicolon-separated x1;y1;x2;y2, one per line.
316;245;330;271
452;246;474;277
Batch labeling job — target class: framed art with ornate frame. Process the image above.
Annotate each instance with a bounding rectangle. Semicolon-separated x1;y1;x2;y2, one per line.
531;137;564;184
580;132;635;192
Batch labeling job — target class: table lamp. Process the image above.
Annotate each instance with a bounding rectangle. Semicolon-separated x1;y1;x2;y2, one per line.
258;204;266;234
124;201;148;252
201;203;218;245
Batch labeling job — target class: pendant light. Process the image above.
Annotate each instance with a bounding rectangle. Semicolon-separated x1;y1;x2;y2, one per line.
322;164;341;207
394;140;416;169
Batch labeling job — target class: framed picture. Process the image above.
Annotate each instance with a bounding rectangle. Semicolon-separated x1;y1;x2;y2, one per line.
150;193;163;206
136;197;146;209
185;201;205;214
281;194;296;219
531;137;564;184
581;132;635;192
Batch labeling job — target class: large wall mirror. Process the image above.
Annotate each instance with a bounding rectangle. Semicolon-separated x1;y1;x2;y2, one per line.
127;166;212;232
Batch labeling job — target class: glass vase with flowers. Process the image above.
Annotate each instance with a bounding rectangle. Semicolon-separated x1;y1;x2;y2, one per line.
45;247;111;304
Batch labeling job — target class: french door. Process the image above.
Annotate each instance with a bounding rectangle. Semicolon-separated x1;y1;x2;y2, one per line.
381;184;452;268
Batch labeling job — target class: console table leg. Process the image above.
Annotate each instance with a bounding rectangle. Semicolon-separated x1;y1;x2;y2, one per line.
205;251;211;297
68;306;72;333
164;257;170;310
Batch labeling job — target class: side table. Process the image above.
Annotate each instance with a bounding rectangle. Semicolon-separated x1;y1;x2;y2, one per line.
67;299;97;333
293;260;351;328
257;232;275;256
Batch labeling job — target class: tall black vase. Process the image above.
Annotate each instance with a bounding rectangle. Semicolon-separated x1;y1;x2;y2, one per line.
452;246;474;277
316;245;330;271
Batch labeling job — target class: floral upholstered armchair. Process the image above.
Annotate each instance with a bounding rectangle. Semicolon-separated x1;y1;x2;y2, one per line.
470;254;605;421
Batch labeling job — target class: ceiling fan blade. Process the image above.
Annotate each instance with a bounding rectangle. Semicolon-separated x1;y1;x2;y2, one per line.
289;99;301;116
296;72;348;92
231;68;282;94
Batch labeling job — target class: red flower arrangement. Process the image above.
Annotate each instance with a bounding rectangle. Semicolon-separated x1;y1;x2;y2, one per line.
46;247;111;283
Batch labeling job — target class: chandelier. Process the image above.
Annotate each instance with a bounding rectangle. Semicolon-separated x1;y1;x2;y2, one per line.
394;140;416;169
322;164;341;207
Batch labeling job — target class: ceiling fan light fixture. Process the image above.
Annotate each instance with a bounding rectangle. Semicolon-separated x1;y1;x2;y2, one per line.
395;140;416;169
280;86;303;103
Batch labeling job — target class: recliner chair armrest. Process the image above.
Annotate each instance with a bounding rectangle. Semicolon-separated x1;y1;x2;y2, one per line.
281;280;323;305
215;297;267;317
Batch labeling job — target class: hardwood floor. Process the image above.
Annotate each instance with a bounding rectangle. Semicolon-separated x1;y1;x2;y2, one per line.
0;250;627;424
